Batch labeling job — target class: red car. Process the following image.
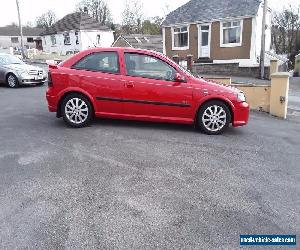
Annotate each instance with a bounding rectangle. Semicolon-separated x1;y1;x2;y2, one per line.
46;48;249;135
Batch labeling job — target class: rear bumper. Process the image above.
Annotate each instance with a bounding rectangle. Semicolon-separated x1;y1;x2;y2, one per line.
46;89;58;112
232;102;250;127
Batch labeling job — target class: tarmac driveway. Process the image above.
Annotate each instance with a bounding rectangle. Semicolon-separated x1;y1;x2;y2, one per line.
0;85;299;249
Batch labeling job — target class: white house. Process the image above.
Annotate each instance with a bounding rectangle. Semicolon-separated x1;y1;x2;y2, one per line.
0;25;43;50
41;12;114;55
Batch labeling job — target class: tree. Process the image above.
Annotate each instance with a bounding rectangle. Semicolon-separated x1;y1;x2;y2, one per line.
36;10;57;29
76;0;112;25
142;16;163;35
121;0;144;34
272;5;300;67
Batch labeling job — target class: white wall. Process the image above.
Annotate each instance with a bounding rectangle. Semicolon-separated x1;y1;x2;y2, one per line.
0;36;37;49
42;30;114;55
42;31;81;55
80;30;114;50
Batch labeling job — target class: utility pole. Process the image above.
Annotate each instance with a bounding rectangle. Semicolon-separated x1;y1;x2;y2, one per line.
259;0;268;79
16;0;25;59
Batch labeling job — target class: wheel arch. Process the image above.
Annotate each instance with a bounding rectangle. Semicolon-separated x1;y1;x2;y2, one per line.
56;89;95;118
194;97;234;124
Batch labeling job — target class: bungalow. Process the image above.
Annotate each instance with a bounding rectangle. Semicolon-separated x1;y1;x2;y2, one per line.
112;34;163;53
162;0;272;68
0;25;43;50
41;12;114;55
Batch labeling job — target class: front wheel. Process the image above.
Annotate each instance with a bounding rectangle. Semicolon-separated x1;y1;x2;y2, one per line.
61;93;93;128
197;100;231;135
6;74;19;88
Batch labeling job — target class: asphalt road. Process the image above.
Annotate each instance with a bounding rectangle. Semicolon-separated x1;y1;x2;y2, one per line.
0;84;299;249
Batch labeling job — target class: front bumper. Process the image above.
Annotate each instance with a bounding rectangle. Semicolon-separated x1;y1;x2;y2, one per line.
21;78;47;84
17;72;47;85
232;102;250;127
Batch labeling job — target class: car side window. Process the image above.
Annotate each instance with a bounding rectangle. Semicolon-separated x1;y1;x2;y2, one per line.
124;53;176;81
72;52;120;74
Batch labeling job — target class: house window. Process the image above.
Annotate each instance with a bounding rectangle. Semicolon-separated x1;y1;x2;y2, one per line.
51;35;56;46
75;31;79;45
11;37;19;43
96;34;101;45
27;37;34;43
172;26;188;50
221;20;242;47
64;32;71;45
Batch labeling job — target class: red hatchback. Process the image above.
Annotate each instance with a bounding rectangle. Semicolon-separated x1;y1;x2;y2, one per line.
46;48;249;135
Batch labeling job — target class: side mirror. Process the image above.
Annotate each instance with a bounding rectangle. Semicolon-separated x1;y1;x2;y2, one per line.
174;73;185;82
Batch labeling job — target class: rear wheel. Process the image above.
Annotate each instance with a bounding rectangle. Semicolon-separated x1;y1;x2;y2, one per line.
197;100;231;135
6;74;19;88
61;93;93;128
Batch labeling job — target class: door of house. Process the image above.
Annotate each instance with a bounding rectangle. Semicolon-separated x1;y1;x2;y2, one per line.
199;25;211;58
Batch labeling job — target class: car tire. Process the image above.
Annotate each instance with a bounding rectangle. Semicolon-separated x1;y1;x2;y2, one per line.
61;93;93;128
6;73;19;88
197;100;231;135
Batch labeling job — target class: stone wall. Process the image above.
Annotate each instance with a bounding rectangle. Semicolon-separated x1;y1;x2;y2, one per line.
193;63;270;79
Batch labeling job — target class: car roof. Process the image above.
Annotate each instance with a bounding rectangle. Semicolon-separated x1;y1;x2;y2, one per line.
82;47;163;56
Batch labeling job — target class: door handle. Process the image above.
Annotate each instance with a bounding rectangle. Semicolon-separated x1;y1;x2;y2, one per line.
125;82;134;88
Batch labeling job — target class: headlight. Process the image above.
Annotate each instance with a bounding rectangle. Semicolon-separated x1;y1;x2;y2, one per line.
15;69;27;76
237;92;246;102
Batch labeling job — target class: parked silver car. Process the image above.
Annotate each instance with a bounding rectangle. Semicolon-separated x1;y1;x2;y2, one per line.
0;53;47;88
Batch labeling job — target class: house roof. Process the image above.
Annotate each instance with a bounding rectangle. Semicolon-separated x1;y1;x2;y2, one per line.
162;0;261;26
113;34;163;52
41;12;111;36
0;25;43;37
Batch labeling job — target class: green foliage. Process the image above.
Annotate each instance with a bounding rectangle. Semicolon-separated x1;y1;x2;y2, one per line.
141;17;163;35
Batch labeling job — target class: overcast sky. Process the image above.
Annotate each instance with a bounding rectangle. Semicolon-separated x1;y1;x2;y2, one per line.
0;0;299;27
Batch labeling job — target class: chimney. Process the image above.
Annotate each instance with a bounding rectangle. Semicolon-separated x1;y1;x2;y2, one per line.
83;7;88;15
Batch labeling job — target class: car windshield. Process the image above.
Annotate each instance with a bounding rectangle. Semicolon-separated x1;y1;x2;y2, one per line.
0;54;24;65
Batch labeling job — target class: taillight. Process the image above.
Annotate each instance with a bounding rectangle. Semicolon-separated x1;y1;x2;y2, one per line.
48;71;52;87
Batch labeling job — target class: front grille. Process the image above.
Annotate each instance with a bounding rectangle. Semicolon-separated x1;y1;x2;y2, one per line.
28;70;43;75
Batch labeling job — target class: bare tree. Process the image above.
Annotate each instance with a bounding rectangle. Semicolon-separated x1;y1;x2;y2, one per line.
121;0;144;34
76;0;112;25
272;5;300;66
36;10;57;29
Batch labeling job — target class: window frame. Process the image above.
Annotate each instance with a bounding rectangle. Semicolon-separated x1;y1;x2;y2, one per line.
71;51;121;75
75;31;79;45
63;32;71;45
11;37;19;43
27;37;34;43
124;52;180;82
51;35;56;46
171;25;189;50
220;19;243;48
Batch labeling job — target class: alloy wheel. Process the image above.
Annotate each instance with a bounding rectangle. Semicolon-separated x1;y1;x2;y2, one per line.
65;98;89;124
7;75;17;88
202;105;227;132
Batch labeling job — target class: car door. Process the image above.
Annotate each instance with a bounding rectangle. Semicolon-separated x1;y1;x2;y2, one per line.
70;51;124;115
0;56;6;83
121;52;193;120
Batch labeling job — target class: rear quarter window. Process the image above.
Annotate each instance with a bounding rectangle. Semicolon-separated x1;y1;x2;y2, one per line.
72;52;120;74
